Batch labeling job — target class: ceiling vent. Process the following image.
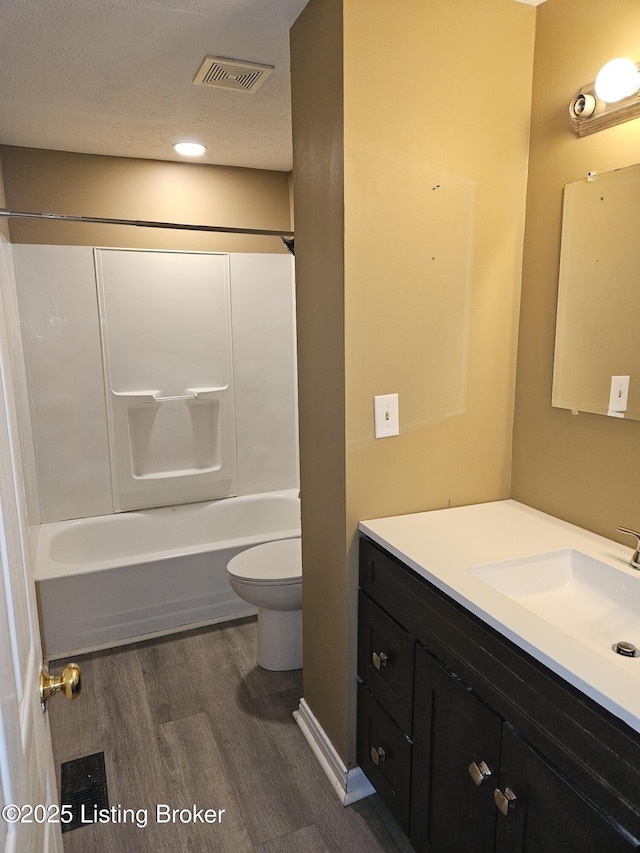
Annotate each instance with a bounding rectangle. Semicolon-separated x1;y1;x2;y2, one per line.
193;56;274;94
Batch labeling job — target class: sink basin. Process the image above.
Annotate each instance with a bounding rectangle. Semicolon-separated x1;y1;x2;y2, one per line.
468;549;640;658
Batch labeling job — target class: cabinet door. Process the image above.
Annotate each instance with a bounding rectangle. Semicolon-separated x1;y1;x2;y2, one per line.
495;724;640;853
411;646;501;853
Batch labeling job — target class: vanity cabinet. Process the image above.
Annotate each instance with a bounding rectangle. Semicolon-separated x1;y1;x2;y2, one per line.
412;647;634;852
357;536;640;852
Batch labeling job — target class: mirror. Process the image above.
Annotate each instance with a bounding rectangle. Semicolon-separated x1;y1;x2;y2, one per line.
552;163;640;420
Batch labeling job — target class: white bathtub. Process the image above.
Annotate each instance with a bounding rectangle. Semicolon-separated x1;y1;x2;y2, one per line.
35;490;300;659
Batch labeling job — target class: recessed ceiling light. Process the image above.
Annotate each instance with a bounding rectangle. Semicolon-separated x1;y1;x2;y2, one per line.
173;142;207;157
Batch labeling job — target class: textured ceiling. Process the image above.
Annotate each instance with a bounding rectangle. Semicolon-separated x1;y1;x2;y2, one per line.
0;0;310;172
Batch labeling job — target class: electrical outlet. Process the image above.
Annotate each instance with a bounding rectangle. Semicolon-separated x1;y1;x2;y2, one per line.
374;394;399;439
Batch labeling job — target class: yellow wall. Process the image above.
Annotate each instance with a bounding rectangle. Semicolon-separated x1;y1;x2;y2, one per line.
0;146;291;253
512;0;640;538
291;0;348;758
292;0;535;765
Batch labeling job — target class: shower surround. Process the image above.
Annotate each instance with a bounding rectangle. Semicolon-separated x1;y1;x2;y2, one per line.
12;245;298;653
14;246;298;523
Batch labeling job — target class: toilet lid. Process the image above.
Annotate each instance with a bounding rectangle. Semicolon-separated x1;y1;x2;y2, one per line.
227;538;302;584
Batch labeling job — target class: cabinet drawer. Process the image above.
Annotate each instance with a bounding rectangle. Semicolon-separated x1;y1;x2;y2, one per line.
357;683;412;835
360;537;416;615
358;591;414;734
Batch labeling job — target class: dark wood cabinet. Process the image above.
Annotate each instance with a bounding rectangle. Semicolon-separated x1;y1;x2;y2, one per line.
493;723;636;853
358;535;640;852
357;590;414;832
357;682;412;832
358;591;415;735
411;646;500;852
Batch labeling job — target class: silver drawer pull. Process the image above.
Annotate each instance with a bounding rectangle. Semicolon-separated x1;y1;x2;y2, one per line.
468;760;492;786
372;651;388;670
370;746;386;766
494;787;517;816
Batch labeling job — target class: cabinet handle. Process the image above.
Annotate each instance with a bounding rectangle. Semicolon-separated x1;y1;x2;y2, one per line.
372;651;388;670
370;746;386;766
494;787;517;816
468;760;492;786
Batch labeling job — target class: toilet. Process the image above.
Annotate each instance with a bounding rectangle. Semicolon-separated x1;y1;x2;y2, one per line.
227;538;302;671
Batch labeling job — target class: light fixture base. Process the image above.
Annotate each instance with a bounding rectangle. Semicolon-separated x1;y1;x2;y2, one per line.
569;86;640;136
569;61;640;136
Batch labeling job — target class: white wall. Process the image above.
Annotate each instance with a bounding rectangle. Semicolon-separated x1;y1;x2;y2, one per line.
230;254;299;497
13;246;298;523
14;245;112;521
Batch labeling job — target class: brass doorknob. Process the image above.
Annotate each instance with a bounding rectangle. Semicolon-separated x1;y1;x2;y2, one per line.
40;663;81;710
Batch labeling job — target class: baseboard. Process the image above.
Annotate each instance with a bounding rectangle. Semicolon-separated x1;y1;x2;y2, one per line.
293;698;375;806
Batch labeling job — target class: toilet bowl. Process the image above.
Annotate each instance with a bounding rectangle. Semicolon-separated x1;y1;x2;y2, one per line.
227;538;302;671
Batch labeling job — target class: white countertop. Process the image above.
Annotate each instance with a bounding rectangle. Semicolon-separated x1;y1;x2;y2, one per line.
359;500;640;735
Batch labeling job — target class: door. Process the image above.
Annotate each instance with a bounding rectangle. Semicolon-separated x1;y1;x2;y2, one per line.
494;725;640;853
0;241;61;853
411;645;501;853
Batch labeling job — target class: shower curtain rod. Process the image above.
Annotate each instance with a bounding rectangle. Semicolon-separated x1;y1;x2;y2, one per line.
0;208;294;239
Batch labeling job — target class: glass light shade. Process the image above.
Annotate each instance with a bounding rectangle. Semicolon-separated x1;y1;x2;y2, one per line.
172;142;207;157
594;58;640;103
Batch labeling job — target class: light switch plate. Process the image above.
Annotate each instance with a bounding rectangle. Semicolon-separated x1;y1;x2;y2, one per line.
374;394;399;438
608;375;630;415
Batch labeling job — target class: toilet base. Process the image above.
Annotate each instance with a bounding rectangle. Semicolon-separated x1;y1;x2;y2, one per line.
256;607;302;671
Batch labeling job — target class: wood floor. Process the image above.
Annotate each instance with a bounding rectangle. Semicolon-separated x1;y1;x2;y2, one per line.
48;617;413;853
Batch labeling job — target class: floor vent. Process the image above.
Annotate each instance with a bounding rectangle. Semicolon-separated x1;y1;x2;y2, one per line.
60;752;109;833
192;56;274;93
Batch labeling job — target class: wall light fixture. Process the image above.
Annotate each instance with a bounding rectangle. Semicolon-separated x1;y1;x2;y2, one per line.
569;57;640;136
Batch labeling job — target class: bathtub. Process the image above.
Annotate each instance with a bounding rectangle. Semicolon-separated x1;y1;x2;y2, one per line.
35;489;300;659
